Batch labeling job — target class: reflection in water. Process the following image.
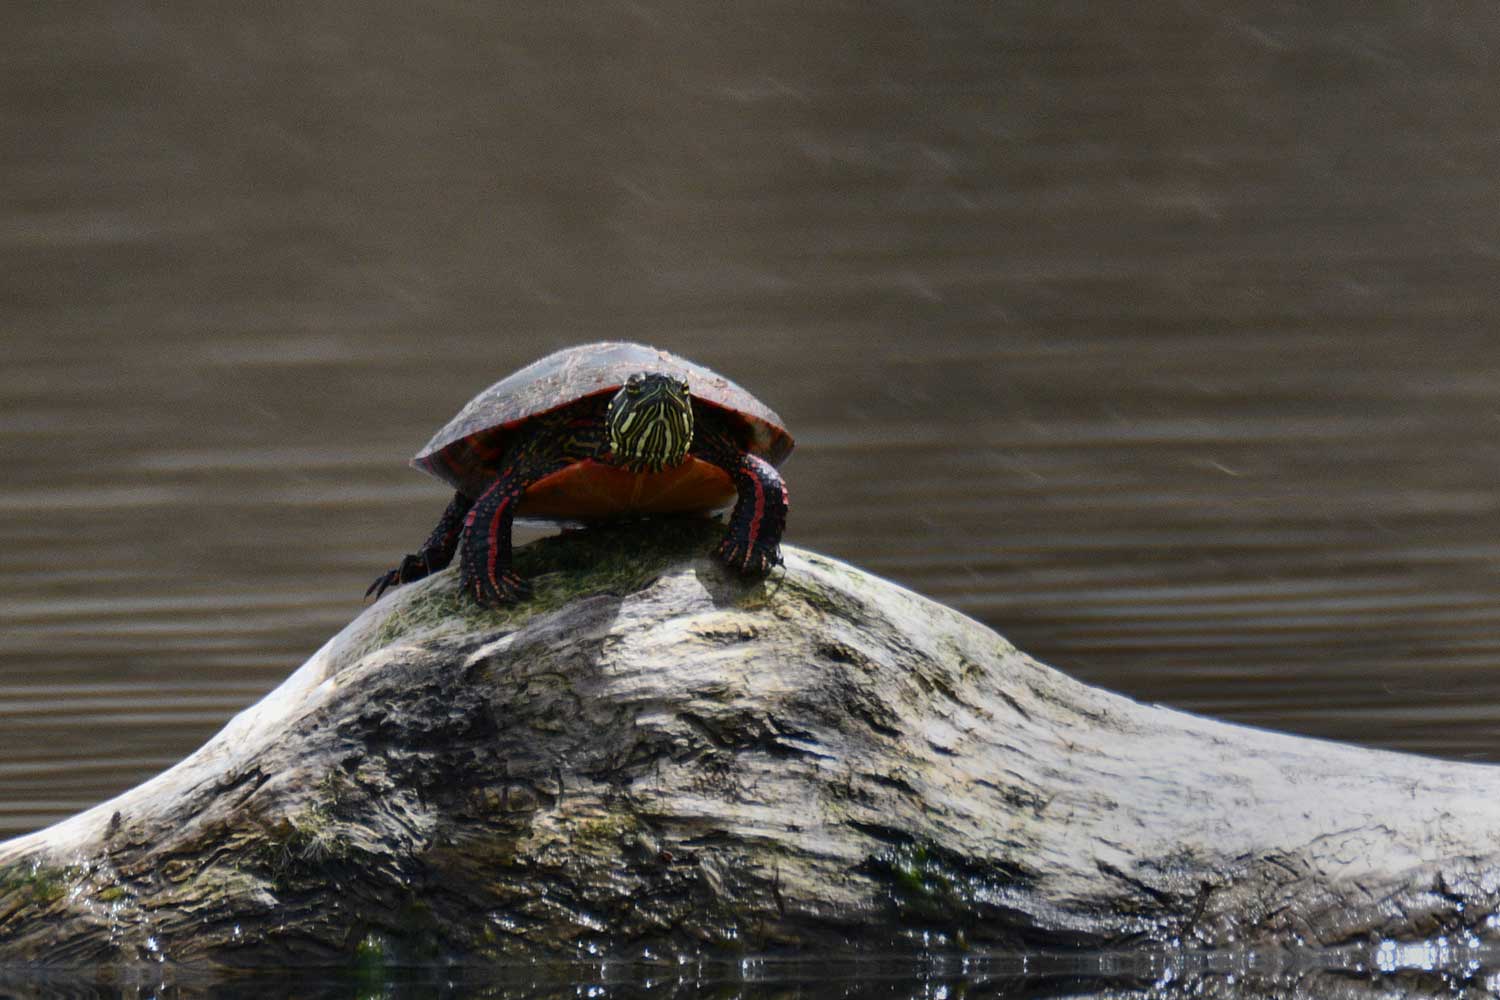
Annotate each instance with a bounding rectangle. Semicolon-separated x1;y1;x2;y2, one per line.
3;943;1500;999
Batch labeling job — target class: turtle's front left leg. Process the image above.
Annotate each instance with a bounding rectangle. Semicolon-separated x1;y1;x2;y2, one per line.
691;416;789;577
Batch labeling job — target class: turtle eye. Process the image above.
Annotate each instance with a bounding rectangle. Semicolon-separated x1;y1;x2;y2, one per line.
625;374;644;395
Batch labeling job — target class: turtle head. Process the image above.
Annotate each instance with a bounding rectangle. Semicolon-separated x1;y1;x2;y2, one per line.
606;372;694;473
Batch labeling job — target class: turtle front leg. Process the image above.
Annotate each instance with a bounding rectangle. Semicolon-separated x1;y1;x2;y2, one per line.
458;472;533;607
366;490;474;600
456;415;607;608
691;418;789;577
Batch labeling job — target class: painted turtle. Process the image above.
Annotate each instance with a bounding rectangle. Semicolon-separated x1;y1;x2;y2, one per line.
367;342;793;607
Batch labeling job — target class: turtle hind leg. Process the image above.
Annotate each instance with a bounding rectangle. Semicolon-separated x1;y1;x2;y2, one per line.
691;417;789;577
366;491;474;600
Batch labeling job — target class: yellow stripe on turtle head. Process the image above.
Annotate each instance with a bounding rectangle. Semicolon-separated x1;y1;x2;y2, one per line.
607;373;694;472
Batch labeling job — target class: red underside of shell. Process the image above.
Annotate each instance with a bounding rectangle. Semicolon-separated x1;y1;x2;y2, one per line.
515;458;735;520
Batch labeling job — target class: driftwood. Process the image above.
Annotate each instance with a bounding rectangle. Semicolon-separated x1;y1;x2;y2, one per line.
2;518;1499;973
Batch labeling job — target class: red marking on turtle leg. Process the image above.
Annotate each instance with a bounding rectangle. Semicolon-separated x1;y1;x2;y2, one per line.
448;414;606;606
686;416;788;574
484;487;518;593
743;457;767;547
460;477;526;605
695;434;787;575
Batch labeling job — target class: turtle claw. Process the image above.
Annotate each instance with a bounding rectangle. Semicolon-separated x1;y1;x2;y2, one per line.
462;567;532;608
365;570;399;601
715;536;782;578
365;553;431;601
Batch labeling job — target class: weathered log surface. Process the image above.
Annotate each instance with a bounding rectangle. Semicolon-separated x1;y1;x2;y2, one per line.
3;519;1500;970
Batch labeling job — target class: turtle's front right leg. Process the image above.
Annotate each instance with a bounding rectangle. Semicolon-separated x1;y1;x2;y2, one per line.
366;490;474;601
457;472;533;607
454;417;602;608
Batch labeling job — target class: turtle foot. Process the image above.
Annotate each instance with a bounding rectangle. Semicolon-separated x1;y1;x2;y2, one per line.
715;536;782;578
461;566;532;608
365;553;432;601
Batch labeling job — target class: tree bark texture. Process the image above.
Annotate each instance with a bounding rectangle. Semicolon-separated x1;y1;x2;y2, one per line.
2;520;1499;970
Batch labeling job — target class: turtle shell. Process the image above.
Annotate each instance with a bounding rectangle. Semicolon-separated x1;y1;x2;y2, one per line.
412;342;794;519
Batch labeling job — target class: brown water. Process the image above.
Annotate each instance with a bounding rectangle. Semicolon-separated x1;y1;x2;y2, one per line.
2;2;1498;841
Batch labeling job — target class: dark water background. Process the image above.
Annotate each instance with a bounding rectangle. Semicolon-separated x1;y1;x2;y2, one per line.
2;0;1498;859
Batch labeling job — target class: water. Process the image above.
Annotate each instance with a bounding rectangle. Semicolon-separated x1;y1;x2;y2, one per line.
4;943;1500;999
2;0;1498;988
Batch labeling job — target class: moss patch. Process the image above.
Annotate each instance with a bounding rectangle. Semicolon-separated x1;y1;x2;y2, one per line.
352;929;393;984
370;516;727;652
862;838;1036;934
0;862;82;906
570;811;644;851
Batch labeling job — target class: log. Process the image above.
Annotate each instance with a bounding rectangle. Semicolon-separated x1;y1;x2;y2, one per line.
2;518;1498;971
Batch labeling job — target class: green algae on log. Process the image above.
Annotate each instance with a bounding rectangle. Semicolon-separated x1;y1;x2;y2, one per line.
4;518;1500;968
